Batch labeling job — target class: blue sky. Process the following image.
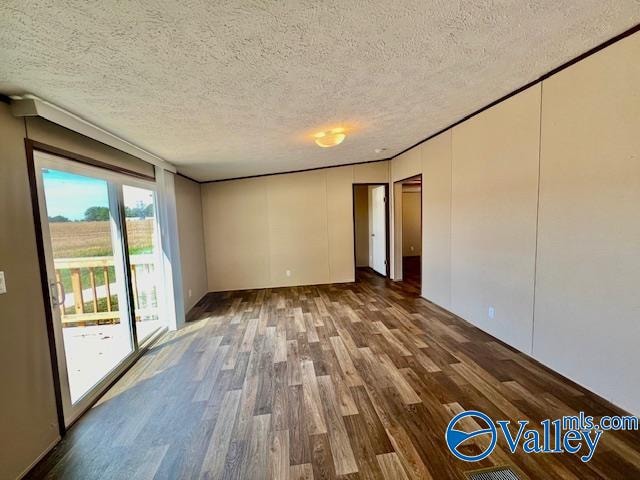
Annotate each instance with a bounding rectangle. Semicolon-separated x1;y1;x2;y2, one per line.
43;169;108;220
42;170;154;221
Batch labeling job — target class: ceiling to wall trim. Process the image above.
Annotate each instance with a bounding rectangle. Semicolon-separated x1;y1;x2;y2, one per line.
200;157;392;184
187;21;640;184
391;22;640;161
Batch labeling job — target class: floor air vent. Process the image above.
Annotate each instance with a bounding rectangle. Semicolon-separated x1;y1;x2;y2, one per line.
464;466;520;480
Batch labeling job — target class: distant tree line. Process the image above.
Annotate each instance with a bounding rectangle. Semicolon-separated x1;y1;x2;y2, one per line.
48;215;71;223
48;202;154;223
125;202;154;219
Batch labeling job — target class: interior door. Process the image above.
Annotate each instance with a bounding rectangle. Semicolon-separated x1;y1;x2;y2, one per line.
34;151;135;426
370;185;387;275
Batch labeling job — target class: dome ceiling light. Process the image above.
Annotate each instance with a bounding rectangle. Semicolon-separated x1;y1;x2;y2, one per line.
314;128;346;148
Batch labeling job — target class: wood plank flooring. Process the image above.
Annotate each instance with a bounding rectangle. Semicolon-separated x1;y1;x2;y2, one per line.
28;268;640;479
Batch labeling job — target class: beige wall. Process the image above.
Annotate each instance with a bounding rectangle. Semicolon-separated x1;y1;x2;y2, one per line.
202;162;388;291
390;147;422;279
202;176;270;291
401;190;421;256
391;147;421;183
353;161;390;183
451;84;541;353
421;131;452;309
353;185;369;267
175;175;208;312
0;103;60;479
393;84;542;355
533;33;640;415
268;170;331;286
326;166;356;283
389;31;640;414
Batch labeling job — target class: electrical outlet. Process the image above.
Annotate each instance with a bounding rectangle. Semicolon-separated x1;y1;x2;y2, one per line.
286;270;291;277
488;306;495;320
188;289;192;298
0;271;6;294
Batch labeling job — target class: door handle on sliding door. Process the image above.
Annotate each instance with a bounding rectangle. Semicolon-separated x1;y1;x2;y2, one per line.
50;280;66;308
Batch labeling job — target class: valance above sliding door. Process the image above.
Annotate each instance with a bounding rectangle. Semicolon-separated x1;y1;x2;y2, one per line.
25;116;155;179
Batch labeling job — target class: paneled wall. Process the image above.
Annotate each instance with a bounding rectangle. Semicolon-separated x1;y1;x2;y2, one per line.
175;175;208;312
201;162;389;291
420;131;452;310
390;143;422;279
392;31;640;414
450;85;540;354
326;166;356;283
202;176;271;291
534;33;640;415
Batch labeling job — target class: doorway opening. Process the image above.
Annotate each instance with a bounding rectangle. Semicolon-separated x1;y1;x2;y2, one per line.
393;174;422;292
352;183;389;278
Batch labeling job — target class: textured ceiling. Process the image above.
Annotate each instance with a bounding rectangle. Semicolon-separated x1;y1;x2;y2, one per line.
1;1;639;181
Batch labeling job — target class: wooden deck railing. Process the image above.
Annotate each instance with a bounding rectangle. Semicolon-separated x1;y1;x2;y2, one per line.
53;254;158;325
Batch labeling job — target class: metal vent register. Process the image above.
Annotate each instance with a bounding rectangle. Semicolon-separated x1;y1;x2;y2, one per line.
464;466;520;480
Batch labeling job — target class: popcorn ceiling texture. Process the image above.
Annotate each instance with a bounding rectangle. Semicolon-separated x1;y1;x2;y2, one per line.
1;1;639;181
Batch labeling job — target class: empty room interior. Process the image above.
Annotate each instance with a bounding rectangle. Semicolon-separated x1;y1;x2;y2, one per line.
1;3;640;479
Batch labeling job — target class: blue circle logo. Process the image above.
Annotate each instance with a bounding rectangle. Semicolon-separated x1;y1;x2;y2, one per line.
445;410;497;462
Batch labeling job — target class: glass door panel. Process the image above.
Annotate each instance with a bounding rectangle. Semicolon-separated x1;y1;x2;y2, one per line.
122;185;163;344
36;157;134;423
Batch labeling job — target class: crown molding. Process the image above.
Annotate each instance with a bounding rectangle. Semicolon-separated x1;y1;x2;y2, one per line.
392;23;640;159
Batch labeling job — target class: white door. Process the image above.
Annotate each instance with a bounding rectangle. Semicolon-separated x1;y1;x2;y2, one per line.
370;185;387;275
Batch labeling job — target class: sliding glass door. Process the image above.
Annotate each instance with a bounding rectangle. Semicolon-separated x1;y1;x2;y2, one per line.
122;184;164;344
34;151;165;426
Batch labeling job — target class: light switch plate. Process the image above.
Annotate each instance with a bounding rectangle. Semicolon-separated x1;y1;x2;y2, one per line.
0;271;6;294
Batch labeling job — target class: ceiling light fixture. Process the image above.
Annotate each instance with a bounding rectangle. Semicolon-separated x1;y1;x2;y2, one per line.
314;128;346;148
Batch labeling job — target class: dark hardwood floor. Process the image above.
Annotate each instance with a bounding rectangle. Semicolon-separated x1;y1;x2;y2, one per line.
28;269;640;479
402;256;421;293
